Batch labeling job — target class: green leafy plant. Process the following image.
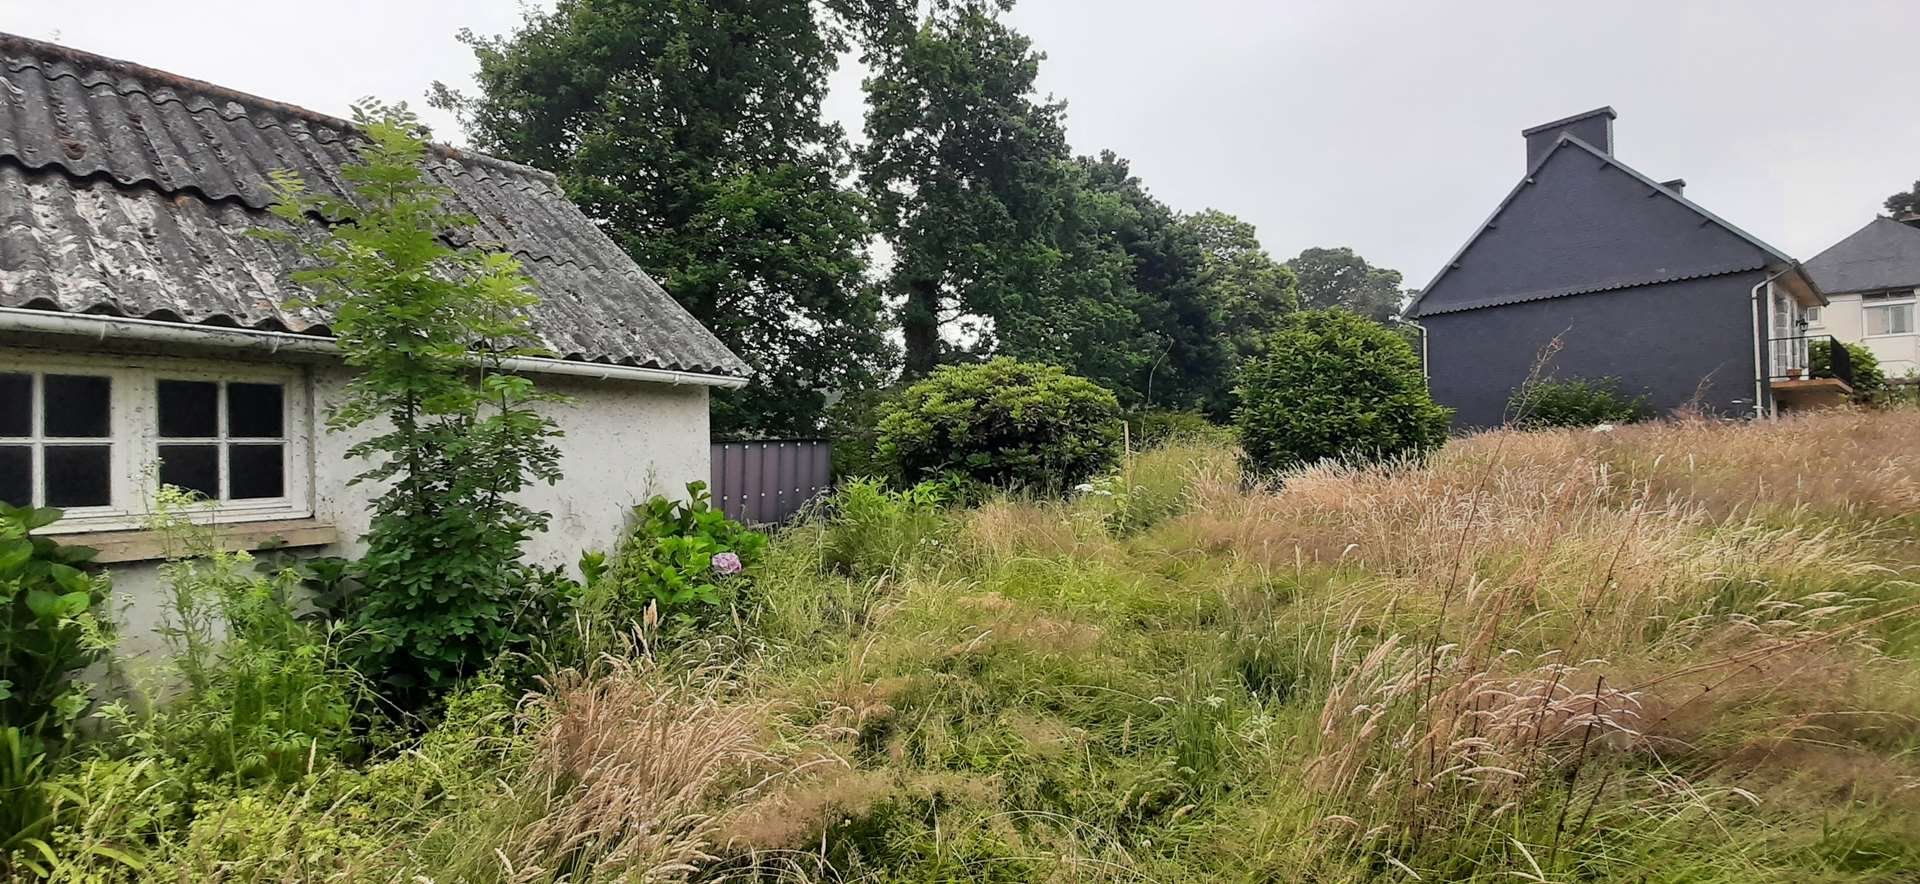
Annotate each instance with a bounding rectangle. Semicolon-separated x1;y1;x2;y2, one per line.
112;491;375;786
262;102;564;705
595;483;768;627
819;479;952;579
1506;376;1652;428
1235;309;1451;471
875;358;1123;493
0;504;112;743
1811;339;1887;403
0;504;111;866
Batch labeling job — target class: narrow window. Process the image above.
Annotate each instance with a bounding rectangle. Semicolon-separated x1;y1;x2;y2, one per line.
155;379;287;502
0;372;29;507
0;372;113;508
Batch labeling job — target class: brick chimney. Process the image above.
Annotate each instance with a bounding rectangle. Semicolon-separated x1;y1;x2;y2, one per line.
1522;107;1616;169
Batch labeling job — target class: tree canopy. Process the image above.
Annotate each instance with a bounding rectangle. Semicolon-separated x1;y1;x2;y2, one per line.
1886;180;1920;220
443;0;1411;433
1286;246;1409;323
435;0;887;436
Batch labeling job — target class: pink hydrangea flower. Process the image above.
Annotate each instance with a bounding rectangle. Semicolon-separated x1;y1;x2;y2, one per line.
711;551;743;576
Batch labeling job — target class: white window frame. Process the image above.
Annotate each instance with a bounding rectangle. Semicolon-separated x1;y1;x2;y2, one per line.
1863;291;1916;338
0;351;312;535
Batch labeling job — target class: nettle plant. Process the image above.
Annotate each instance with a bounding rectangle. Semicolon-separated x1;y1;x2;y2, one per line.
262;102;563;704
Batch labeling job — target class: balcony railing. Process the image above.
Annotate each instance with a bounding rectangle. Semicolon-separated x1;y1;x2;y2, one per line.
1769;334;1854;388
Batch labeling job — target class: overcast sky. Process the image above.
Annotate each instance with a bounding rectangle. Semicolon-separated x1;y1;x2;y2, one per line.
10;0;1918;291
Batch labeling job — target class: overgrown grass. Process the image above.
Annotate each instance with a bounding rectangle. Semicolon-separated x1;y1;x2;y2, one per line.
22;408;1920;881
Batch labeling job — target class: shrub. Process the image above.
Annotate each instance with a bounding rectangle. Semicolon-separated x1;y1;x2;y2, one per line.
1811;339;1887;403
876;358;1123;492
1234;310;1450;471
1506;376;1652;428
592;482;768;628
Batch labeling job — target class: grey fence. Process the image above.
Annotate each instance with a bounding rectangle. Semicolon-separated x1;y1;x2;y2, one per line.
710;439;833;525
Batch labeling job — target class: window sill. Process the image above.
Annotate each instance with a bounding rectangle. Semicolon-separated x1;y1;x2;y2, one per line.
74;519;338;564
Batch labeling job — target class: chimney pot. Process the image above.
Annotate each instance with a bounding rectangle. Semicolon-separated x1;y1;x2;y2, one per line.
1522;106;1616;170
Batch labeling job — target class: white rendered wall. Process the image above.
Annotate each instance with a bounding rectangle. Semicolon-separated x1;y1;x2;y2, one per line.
46;353;712;662
1813;292;1920;377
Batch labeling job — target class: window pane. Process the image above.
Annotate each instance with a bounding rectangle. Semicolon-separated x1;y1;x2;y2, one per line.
43;445;110;507
157;380;219;438
0;445;28;506
229;444;284;500
157;444;219;500
226;383;284;438
1869;304;1915;336
42;375;110;438
0;373;28;438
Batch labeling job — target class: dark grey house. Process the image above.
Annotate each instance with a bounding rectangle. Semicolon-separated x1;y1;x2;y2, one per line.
1404;108;1831;428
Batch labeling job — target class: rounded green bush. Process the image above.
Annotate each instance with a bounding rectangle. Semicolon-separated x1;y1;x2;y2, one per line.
1234;309;1451;471
875;358;1122;491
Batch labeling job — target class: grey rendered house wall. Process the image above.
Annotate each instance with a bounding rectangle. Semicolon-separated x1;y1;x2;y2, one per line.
1422;270;1768;428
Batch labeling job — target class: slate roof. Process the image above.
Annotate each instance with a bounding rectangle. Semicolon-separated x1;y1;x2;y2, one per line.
1405;134;1803;319
1803;218;1920;296
0;33;748;379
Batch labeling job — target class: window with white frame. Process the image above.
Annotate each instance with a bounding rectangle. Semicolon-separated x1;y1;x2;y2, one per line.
1864;290;1915;337
1801;305;1822;327
0;355;310;533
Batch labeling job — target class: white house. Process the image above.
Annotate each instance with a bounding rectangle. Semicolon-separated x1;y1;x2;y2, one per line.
1803;217;1920;377
0;34;749;652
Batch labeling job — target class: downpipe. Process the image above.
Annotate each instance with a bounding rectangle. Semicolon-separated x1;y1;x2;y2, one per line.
1750;269;1791;419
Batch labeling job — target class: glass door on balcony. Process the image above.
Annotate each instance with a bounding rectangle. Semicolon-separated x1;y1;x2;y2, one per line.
1772;292;1804;377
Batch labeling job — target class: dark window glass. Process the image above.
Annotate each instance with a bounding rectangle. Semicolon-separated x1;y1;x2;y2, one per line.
229;444;284;500
0;374;28;438
0;445;28;506
157;380;219;438
157;444;219;499
43;375;110;438
43;445;109;507
226;383;284;438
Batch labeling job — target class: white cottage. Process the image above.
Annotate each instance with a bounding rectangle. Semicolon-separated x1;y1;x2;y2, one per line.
0;34;749;650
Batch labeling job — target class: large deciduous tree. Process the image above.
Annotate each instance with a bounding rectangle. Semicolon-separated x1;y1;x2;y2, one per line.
1286;246;1408;323
856;2;1077;379
435;0;886;436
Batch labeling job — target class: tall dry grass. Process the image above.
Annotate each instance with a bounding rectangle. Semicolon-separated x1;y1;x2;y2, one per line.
483;658;781;882
1162;408;1920;871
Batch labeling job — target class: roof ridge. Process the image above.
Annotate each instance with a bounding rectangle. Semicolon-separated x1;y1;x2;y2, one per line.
0;31;557;185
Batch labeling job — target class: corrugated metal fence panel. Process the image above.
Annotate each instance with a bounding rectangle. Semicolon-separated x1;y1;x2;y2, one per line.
710;440;833;525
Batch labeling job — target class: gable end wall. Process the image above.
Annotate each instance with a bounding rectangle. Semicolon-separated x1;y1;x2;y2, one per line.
1423;270;1766;428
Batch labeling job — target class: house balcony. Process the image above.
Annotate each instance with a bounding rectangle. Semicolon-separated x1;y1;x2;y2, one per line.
1770;334;1855;410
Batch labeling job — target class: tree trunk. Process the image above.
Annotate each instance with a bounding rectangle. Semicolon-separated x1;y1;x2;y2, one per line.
902;276;940;378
